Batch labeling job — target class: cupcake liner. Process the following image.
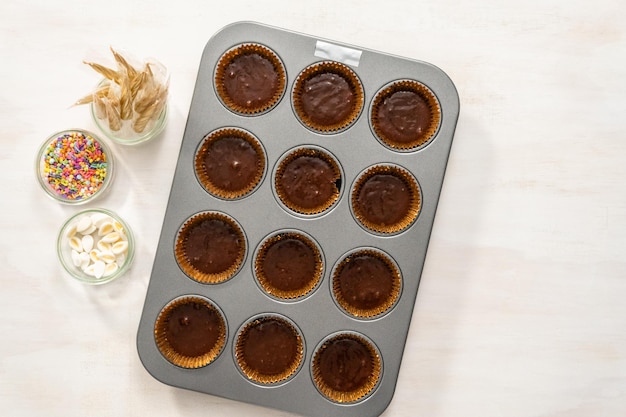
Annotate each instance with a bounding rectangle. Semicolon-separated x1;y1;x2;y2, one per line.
174;211;246;284
234;315;304;385
370;79;441;151
254;231;324;300
292;61;364;133
311;332;381;403
214;43;286;115
194;127;266;199
154;295;227;369
274;147;342;216
351;164;421;235
332;248;402;319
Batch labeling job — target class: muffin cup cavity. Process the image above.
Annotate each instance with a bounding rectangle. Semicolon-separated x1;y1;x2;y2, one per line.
331;248;402;319
194;127;266;199
370;79;441;151
292;61;364;133
351;164;421;235
154;295;227;369
214;43;286;115
175;211;246;284
311;332;382;403
234;315;304;385
274;146;342;216
254;230;324;300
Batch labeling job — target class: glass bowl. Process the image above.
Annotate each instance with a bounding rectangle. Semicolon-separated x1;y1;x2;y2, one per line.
91;101;168;146
57;208;135;285
90;75;168;146
36;129;115;204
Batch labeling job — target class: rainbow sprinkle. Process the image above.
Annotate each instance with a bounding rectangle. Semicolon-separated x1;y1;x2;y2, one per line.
41;131;108;201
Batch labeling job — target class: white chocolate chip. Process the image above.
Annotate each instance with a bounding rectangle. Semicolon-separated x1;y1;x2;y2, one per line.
92;261;106;278
90;212;109;227
98;221;115;236
71;250;81;267
111;240;128;255
102;232;121;243
76;216;93;234
97;240;112;252
81;234;94;252
69;236;83;252
81;223;97;235
113;221;124;233
89;249;102;263
83;263;95;276
79;251;90;269
66;224;77;239
99;251;116;264
104;262;119;276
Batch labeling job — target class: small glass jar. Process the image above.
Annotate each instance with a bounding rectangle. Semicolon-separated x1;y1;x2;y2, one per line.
35;129;115;204
57;208;135;285
91;101;168;146
90;76;168;146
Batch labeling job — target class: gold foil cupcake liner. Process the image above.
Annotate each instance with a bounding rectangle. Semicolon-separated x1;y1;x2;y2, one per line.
214;43;286;115
292;61;364;133
274;147;342;216
234;315;304;385
332;248;402;319
174;211;246;284
254;231;324;300
370;79;441;150
351;164;421;235
154;295;227;369
194;127;266;199
312;332;382;403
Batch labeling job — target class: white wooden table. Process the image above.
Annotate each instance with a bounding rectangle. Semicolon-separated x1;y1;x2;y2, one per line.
1;1;625;416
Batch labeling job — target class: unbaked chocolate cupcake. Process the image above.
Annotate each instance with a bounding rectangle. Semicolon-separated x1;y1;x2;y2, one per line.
370;79;441;150
195;128;266;199
292;61;364;133
351;164;421;235
274;147;342;215
154;295;227;369
254;231;323;300
214;43;286;115
312;332;381;403
235;315;304;385
332;248;402;319
175;211;246;284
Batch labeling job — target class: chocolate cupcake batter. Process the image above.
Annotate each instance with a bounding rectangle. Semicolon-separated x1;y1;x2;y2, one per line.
165;301;223;358
261;237;317;292
184;218;242;274
376;90;432;145
202;136;261;192
223;53;279;109
300;72;354;126
336;254;394;310
278;155;338;210
241;318;299;376
316;337;374;392
355;174;411;226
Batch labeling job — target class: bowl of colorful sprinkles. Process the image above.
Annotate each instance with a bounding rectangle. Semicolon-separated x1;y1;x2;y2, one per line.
36;129;114;204
57;208;135;284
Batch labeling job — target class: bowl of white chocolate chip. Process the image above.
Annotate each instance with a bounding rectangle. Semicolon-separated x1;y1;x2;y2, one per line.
57;208;135;284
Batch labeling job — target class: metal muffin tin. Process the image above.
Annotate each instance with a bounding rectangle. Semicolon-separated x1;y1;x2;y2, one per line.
137;21;459;417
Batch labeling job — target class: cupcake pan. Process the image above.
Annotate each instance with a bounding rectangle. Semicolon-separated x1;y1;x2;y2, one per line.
137;21;459;417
